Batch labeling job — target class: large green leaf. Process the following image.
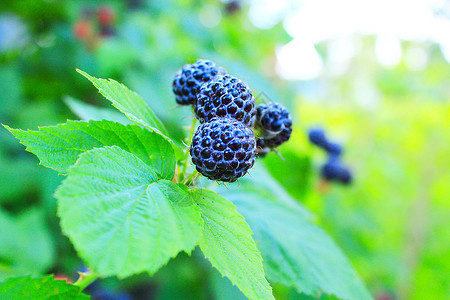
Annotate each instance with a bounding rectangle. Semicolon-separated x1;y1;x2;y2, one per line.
5;120;175;179
76;69;184;159
219;165;372;300
191;189;274;300
0;276;88;299
55;146;203;278
64;96;132;124
0;209;55;280
77;69;167;135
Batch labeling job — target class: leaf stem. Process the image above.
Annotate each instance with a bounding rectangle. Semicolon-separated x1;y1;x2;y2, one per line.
73;270;98;291
180;117;197;182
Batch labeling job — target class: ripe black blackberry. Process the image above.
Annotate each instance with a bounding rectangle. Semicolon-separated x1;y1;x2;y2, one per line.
172;59;226;105
255;103;292;137
194;74;255;127
321;158;352;185
254;102;292;151
190;117;256;182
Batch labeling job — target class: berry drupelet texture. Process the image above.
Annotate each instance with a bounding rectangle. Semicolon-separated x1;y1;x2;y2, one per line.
190;117;256;182
172;59;226;105
254;102;292;150
321;158;352;185
194;74;256;127
255;103;292;137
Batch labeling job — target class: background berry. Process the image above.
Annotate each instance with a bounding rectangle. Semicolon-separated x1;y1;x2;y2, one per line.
190;117;256;182
321;158;352;185
194;74;255;127
172;59;226;105
324;141;343;156
308;127;328;147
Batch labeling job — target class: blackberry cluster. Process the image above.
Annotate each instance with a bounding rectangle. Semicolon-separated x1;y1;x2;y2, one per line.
307;126;352;185
173;58;292;182
254;102;292;157
190;118;256;182
194;74;255;127
172;59;226;105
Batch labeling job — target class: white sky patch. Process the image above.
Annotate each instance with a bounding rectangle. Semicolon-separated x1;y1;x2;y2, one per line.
249;0;450;79
375;35;403;68
327;36;361;75
275;38;323;80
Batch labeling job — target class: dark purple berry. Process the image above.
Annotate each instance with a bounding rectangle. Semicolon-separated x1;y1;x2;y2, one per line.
190;117;256;182
194;75;256;127
172;59;226;105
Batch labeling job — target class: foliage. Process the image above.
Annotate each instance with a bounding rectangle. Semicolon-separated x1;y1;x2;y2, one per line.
0;0;448;299
3;71;370;299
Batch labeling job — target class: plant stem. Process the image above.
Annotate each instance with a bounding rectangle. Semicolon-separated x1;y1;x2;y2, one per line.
73;270;98;291
180;118;197;182
182;170;199;186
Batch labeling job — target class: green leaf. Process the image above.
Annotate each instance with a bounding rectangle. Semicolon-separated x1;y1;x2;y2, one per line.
55;146;203;278
0;275;89;299
219;165;372;300
76;69;167;135
0;209;55;280
76;69;184;159
191;189;274;300
5;120;175;179
64;96;132;124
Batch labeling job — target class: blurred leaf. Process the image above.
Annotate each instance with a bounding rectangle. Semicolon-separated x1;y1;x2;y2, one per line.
209;268;247;300
96;39;138;77
0;275;88;299
0;64;22;119
5;120;175;179
55;146;203;278
0;208;55;280
191;188;274;300
263;146;313;200
219;164;371;299
64;96;131;124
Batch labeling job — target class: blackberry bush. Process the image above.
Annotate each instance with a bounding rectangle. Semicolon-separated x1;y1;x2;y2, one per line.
194;74;255;127
172;59;226;105
190;117;256;182
3;68;369;300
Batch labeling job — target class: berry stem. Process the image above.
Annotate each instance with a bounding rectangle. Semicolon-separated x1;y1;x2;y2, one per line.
182;170;199;186
179;118;197;182
73;269;98;291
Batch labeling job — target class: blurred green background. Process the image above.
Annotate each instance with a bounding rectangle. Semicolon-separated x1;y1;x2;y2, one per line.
0;0;448;299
